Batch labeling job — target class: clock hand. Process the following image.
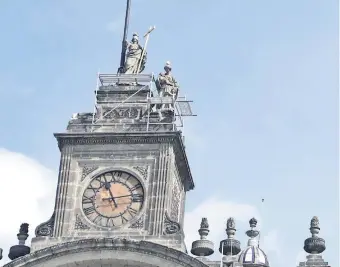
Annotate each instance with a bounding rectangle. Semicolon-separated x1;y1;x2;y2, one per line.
102;193;142;201
102;180;118;208
106;187;118;208
102;194;134;201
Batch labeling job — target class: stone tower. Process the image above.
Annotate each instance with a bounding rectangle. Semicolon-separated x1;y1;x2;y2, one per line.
31;71;195;253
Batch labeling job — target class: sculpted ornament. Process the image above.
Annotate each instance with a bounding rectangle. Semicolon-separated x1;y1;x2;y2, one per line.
133;166;148;180
164;212;181;235
227;217;235;229
129;217;144;229
19;223;29;235
81;165;99;181
123;33;147;74
310;216;320;228
200;218;209;229
156;61;179;105
35;212;55;237
170;179;181;222
74;214;91;230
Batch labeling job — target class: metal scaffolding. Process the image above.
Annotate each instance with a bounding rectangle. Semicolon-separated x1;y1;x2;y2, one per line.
89;73;195;132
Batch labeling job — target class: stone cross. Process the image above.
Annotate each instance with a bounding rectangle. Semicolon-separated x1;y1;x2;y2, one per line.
136;26;156;73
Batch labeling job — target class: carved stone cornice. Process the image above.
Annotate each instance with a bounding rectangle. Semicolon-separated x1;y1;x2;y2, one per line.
4;238;209;267
54;131;194;191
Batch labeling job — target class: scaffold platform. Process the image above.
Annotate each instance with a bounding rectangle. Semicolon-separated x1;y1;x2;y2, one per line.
67;73;195;133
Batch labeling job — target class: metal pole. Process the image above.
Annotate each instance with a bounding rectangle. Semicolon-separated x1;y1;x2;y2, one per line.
91;70;100;132
259;198;264;247
220;241;224;267
118;0;131;73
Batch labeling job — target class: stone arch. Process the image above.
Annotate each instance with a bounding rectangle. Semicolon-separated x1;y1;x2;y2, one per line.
4;238;208;267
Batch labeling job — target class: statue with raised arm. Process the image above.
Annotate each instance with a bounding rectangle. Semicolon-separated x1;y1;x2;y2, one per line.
123;33;147;74
156;61;179;99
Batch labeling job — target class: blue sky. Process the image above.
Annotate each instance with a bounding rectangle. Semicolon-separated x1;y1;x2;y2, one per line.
0;0;338;266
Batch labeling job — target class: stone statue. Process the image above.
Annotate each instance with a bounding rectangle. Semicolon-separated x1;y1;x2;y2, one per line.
19;223;29;235
123;33;147;74
156;61;179;98
200;218;209;229
227;217;235;229
310;216;320;228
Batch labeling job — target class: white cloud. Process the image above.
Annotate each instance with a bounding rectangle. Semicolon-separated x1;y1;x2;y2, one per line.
0;148;56;262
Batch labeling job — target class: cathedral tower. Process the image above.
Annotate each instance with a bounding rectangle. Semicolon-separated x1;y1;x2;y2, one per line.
32;66;195;253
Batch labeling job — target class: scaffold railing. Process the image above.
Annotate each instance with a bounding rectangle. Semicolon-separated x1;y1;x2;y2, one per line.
87;73;195;132
98;73;153;86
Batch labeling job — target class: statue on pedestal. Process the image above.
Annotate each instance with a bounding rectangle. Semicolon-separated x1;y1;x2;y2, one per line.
123;33;147;74
155;61;179;113
156;61;179;98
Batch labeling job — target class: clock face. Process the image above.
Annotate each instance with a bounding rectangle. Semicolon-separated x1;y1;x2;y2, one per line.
82;170;144;227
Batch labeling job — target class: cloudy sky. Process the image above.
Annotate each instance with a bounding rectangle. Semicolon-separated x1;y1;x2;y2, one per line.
0;0;338;266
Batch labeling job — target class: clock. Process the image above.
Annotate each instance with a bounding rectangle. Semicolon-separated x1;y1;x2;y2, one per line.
81;170;144;228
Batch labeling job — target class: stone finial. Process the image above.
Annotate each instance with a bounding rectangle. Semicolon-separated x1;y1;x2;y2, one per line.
191;217;214;257
200;218;209;229
226;217;236;239
245;217;260;248
246;217;260;239
219;217;241;256
304;216;326;254
227;217;235;229
310;216;320;232
8;223;31;260
249;217;258;228
198;218;210;240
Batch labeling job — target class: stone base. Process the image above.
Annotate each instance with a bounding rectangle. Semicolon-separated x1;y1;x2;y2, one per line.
5;238;208;267
298;254;330;267
31;234;186;253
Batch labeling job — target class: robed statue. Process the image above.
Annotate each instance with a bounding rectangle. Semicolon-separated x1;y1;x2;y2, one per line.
123;33;147;74
156;61;179;98
155;61;179;111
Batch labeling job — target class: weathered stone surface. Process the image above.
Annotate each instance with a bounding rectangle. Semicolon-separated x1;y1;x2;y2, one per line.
5;238;209;267
31;131;193;255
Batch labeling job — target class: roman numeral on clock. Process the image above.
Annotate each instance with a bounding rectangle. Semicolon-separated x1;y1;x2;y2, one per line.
132;194;143;202
121;214;128;224
82;196;93;204
107;218;115;227
127;207;138;216
83;206;96;216
87;186;99;194
130;184;142;191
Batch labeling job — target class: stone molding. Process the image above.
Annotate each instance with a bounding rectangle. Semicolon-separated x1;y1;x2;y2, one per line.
4;238;209;267
54;131;194;191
